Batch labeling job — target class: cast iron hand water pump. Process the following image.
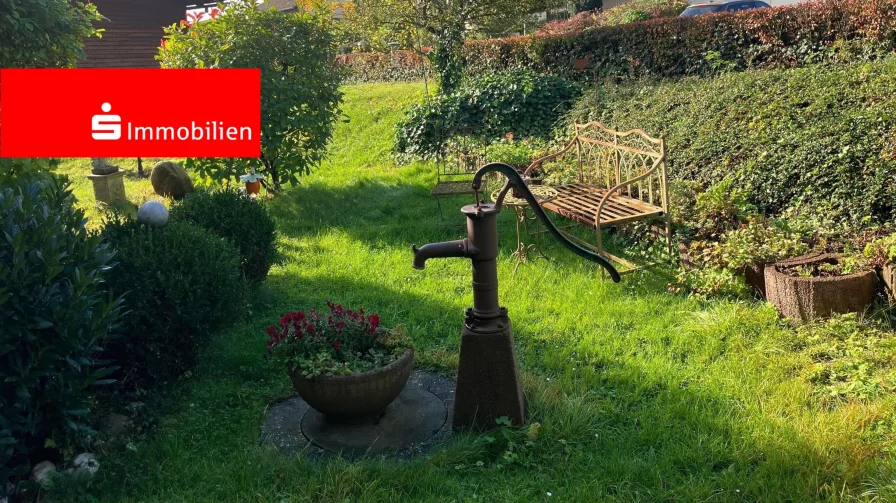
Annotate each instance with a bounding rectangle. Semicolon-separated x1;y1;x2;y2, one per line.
413;163;621;430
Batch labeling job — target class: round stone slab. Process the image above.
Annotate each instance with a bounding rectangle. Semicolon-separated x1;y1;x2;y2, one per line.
261;371;455;460
302;386;446;456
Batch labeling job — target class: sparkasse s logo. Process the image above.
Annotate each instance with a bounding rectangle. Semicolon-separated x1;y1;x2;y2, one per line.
0;68;261;158
92;103;121;141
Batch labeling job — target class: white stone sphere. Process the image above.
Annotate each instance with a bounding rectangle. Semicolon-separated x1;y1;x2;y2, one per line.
137;201;169;226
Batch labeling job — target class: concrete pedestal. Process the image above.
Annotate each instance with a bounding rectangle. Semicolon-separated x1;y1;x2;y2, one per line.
87;170;127;205
453;313;526;430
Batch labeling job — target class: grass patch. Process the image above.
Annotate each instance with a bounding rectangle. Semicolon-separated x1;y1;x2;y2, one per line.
51;82;896;502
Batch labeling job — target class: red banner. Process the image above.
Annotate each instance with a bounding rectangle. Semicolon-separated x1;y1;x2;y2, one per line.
0;69;261;158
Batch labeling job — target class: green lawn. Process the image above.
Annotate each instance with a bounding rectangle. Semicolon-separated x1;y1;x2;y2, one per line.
53;82;896;502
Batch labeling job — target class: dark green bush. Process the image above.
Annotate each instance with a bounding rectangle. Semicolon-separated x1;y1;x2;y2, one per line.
464;0;896;81
170;190;278;284
0;174;121;490
565;56;896;230
0;0;102;68
395;69;579;158
101;219;244;388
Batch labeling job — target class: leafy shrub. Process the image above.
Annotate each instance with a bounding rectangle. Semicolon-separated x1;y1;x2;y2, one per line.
539;0;687;35
170;190;278;284
707;217;808;271
865;233;896;268
484;136;551;170
672;181;755;241
336;50;428;84
0;175;121;489
101;219;243;388
602;0;687;26
266;302;411;377
465;0;896;81
0;0;102;68
159;0;343;190
565;55;896;230
395;69;578;158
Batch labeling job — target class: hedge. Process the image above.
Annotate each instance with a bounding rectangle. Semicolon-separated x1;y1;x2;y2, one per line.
561;55;896;231
463;0;896;80
395;69;578;158
336;50;429;84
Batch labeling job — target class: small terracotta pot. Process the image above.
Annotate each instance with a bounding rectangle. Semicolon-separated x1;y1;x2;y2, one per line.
245;180;261;195
289;349;414;423
765;253;877;322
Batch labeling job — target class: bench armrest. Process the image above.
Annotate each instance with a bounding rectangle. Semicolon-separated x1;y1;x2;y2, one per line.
594;159;662;226
523;138;578;178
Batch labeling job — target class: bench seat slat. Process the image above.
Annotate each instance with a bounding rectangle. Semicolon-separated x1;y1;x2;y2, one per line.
543;183;664;227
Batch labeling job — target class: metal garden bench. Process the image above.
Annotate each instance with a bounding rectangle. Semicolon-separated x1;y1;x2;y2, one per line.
523;121;671;271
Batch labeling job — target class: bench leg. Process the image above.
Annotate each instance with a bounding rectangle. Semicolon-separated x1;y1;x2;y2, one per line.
665;214;673;257
596;223;605;279
435;196;445;221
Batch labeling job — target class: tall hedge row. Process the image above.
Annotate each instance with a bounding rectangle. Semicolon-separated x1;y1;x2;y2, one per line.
563;56;896;230
463;0;896;80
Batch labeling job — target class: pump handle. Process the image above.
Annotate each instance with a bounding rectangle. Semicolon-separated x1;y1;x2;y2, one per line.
472;162;621;283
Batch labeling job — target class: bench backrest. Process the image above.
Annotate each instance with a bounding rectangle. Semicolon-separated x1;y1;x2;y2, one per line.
573;122;668;211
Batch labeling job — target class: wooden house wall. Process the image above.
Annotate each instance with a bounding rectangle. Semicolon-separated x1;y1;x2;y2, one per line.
79;0;188;68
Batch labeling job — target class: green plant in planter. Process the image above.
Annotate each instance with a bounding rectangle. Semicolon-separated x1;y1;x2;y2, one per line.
266;302;411;378
864;233;896;268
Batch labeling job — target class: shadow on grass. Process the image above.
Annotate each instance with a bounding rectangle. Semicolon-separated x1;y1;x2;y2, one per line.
270;178;668;278
47;273;859;502
244;275;834;500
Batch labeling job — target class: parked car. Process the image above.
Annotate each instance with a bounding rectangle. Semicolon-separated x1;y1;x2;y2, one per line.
680;1;771;16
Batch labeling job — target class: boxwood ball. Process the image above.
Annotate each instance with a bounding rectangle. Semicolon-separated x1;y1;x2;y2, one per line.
137;201;169;226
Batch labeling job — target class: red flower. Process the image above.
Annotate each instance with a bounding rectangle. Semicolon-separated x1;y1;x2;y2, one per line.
333;340;341;351
368;314;380;330
266;326;277;336
210;8;220;19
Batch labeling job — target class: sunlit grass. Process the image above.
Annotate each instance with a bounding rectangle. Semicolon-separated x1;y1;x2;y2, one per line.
50;82;896;503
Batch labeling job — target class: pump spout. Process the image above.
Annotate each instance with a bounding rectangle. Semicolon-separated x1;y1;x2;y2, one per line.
412;239;474;270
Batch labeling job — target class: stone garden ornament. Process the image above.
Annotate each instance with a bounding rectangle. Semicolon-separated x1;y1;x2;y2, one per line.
137;201;169;227
87;158;127;205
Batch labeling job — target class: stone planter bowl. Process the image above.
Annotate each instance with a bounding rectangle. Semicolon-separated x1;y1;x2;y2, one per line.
289;349;414;423
765;253;877;322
